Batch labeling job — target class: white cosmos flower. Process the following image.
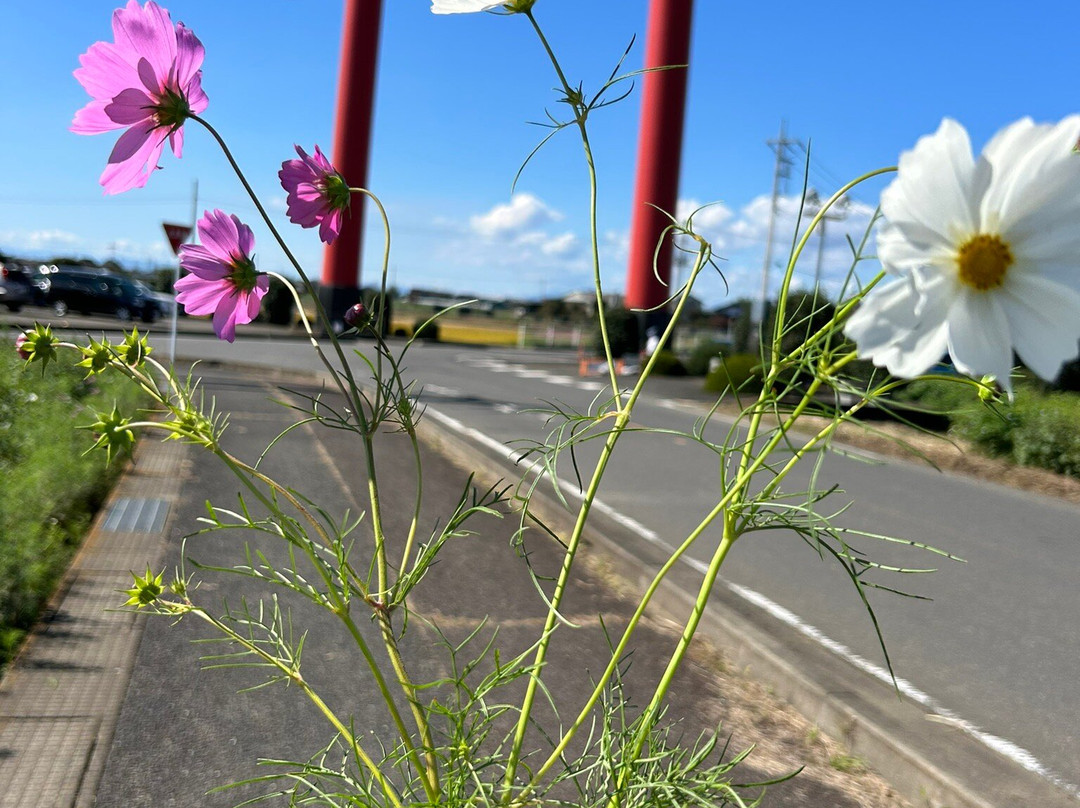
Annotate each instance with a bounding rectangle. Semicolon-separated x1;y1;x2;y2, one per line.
431;0;534;13
844;116;1080;395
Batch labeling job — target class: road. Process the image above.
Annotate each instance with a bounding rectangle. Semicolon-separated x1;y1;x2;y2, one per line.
6;310;1077;797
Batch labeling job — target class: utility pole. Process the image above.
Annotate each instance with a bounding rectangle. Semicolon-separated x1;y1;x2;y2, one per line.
805;188;849;296
756;120;798;329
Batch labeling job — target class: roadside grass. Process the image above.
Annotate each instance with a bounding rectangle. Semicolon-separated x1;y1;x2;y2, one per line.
896;377;1080;478
0;337;148;669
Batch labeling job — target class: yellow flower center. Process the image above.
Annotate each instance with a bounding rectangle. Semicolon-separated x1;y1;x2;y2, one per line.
956;234;1013;291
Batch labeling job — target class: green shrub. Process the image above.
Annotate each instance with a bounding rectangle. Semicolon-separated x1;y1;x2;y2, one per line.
899;379;1080;478
592;308;639;359
703;353;763;394
259;276;295;325
1007;391;1080;476
0;339;147;667
684;340;727;377
949;399;1018;458
648;350;687;376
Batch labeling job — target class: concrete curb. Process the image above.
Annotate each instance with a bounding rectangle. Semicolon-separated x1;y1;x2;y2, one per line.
414;408;1079;808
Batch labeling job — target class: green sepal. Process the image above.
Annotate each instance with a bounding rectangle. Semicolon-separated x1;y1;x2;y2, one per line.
120;327;153;367
83;404;137;464
122;567;165;608
76;335;115;377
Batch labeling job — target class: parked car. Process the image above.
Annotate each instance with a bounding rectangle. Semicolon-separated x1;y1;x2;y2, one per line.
43;267;162;323
0;261;48;311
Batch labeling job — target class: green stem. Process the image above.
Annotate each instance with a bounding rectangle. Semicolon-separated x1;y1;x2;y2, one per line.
395;432;424;594
520;353;825;799
208;447;440;797
610;516;738;805
376;612;441;800
525;9;621;403
504;244;709;798
339;609;439;804
770;167;895;368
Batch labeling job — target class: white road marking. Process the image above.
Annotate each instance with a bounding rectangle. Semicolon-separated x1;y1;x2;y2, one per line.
424;384;462;397
458;355;613;393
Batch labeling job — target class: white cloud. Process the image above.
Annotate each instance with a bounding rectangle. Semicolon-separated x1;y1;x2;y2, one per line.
469;192;563;238
1;229;81;253
540;232;577;257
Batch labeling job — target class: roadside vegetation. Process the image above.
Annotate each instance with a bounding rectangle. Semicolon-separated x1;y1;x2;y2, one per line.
894;376;1080;478
0;333;148;668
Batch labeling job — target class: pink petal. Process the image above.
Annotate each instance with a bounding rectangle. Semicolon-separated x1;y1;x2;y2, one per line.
175;275;229;315
107;118;154;162
104;87;154;125
279;159;315;188
74;41;141;100
182;73;209;116
319;210;342;244
173;23;206;90
72;100;125;134
112;0;176;85
100;123;167;194
235;219;256;256
178;244;229;279
197;210;242;259
168;125;184;158
136;56;160;94
212;290;241;342
311;145;334;172
242;288;263;321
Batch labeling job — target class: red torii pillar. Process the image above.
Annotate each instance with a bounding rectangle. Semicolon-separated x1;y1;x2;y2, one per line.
625;0;694;339
321;0;383;330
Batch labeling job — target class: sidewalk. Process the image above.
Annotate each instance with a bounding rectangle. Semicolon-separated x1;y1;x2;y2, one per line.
0;363;923;808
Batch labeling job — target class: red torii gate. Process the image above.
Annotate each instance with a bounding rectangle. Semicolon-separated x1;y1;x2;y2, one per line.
320;0;383;329
625;0;694;326
322;0;693;330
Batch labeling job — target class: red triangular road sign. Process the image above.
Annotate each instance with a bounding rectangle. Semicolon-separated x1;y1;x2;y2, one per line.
163;222;192;255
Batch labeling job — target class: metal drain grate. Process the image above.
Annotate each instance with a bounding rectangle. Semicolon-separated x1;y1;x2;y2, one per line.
100;498;170;533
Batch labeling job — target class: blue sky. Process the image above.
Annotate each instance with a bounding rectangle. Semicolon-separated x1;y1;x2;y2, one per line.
2;1;1078;308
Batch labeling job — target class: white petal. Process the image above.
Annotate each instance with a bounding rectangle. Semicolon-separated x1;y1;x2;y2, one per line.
431;0;504;12
945;291;1014;389
878;222;957;277
982;116;1080;235
844;274;953;378
881;119;983;246
843;276;918;352
999;274;1080;381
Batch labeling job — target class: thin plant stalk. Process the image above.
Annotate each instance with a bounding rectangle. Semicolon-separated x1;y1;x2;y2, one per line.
521;353;841;798
504;240;710;798
525;9;621;403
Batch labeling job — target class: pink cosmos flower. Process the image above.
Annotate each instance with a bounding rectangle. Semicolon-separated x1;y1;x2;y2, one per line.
278;145;350;244
72;1;208;194
175;210;268;343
